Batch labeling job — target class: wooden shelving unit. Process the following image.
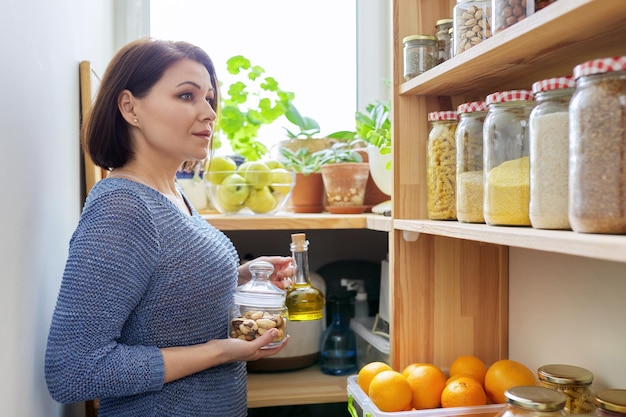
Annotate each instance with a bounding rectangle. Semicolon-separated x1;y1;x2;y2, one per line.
390;0;626;372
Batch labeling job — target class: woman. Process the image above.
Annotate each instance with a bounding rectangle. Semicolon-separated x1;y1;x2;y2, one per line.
45;38;291;416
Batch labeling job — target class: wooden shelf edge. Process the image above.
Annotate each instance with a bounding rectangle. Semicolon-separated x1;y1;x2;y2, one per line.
246;365;350;408
393;219;626;263
202;212;391;232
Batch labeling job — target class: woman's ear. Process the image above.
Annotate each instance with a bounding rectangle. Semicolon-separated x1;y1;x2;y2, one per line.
118;89;138;125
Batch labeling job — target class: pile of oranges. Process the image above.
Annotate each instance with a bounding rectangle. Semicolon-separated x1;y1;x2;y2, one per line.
357;356;537;413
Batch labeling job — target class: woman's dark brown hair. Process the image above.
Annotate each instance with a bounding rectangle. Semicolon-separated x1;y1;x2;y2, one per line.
83;37;219;170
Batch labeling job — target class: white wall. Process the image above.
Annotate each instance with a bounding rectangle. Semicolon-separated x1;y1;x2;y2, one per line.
0;1;114;415
509;248;626;391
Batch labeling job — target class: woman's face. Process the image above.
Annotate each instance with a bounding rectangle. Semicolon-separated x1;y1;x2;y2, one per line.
130;58;217;166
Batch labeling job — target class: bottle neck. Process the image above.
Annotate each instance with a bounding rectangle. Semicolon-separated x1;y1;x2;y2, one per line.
291;249;310;285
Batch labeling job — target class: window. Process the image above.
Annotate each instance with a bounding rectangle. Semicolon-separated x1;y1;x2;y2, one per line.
150;0;360;156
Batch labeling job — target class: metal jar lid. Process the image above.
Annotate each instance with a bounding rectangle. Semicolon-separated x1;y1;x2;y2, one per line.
538;364;594;386
403;34;437;44
505;386;567;412
594;389;626;414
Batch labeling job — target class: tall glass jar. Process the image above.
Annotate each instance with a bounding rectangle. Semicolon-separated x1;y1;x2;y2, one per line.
456;101;488;223
569;56;626;234
484;90;534;226
538;364;596;414
435;18;453;64
493;0;534;35
403;35;437;80
496;386;567;417
529;76;575;230
594;389;626;417
428;110;458;220
454;0;491;56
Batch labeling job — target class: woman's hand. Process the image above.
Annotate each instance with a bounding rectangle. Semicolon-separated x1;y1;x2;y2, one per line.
238;256;294;289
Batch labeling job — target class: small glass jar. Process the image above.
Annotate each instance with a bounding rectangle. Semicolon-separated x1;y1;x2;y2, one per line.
496;386;567;417
569;56;626;234
449;27;455;58
529;76;575;230
454;0;491;56
493;0;535;35
435;18;453;64
538;364;596;414
594;389;626;417
403;35;437;80
484;90;534;226
229;261;287;348
427;110;458;220
456;101;488;223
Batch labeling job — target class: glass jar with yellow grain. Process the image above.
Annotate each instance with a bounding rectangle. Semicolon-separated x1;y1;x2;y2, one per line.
483;90;534;226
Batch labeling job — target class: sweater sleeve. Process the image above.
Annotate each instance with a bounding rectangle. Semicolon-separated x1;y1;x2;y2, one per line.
45;188;165;403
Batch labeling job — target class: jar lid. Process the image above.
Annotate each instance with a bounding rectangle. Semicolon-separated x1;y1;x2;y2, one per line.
537;364;594;385
595;390;626;414
234;261;285;308
505;386;567;412
403;34;437;44
435;18;453;26
457;101;487;114
428;110;458;121
486;90;534;104
574;56;626;79
532;76;576;94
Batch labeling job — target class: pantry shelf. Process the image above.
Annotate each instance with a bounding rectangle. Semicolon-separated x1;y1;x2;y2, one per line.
203;213;392;232
400;0;626;98
393;219;626;263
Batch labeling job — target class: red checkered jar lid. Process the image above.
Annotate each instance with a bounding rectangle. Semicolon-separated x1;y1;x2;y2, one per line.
486;90;534;104
428;110;458;121
532;76;576;94
574;56;626;79
457;101;488;114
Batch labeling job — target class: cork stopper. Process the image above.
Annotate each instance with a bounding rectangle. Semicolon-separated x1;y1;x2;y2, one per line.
291;233;307;252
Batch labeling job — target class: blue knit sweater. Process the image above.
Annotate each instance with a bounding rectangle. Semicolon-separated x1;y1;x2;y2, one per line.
45;178;247;417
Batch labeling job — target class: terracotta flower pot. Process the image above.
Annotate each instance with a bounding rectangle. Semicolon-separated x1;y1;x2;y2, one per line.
289;172;325;213
320;162;370;214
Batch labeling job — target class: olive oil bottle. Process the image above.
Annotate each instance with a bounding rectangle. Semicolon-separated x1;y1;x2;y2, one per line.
285;233;325;320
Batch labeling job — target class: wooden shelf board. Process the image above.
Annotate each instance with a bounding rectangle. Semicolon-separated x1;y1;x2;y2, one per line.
394;219;626;263
400;0;626;98
203;212;391;232
246;365;350;408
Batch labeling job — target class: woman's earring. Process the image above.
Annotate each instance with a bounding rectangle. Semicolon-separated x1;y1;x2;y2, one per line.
133;118;138;124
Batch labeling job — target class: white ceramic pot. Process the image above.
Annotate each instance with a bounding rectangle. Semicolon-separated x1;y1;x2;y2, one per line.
366;145;392;196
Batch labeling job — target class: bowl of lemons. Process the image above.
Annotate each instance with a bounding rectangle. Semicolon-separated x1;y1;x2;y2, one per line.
205;157;295;215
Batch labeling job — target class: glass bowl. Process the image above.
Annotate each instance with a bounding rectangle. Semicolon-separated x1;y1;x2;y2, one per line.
205;169;295;215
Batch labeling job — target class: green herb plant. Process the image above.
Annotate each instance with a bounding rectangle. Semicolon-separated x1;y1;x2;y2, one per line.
217;55;297;161
278;147;323;175
355;99;392;169
313;140;366;166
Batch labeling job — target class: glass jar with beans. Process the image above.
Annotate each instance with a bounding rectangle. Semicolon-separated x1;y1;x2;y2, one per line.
492;0;534;35
453;0;491;56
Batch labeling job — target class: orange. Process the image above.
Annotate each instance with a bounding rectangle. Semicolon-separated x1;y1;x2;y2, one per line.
406;364;447;409
484;359;537;404
357;361;393;395
446;373;480;386
449;355;488;386
369;370;413;412
441;375;488;408
401;362;429;378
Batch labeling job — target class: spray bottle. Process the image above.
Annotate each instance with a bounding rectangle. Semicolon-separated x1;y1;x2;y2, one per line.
340;278;369;318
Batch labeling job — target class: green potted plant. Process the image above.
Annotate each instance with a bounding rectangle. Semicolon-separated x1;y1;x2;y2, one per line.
216;55;298;161
313;141;371;214
279;147;325;213
355;100;393;210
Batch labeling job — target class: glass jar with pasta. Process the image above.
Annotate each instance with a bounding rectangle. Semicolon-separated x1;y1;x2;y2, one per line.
538;364;596;414
427;110;458;220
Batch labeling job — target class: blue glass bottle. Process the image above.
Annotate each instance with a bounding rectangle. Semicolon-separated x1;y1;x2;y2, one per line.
319;292;357;375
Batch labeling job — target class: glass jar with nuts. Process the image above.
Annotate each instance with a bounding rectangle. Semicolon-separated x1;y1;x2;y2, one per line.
538;364;596;414
493;0;535;35
453;0;492;56
230;260;287;348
